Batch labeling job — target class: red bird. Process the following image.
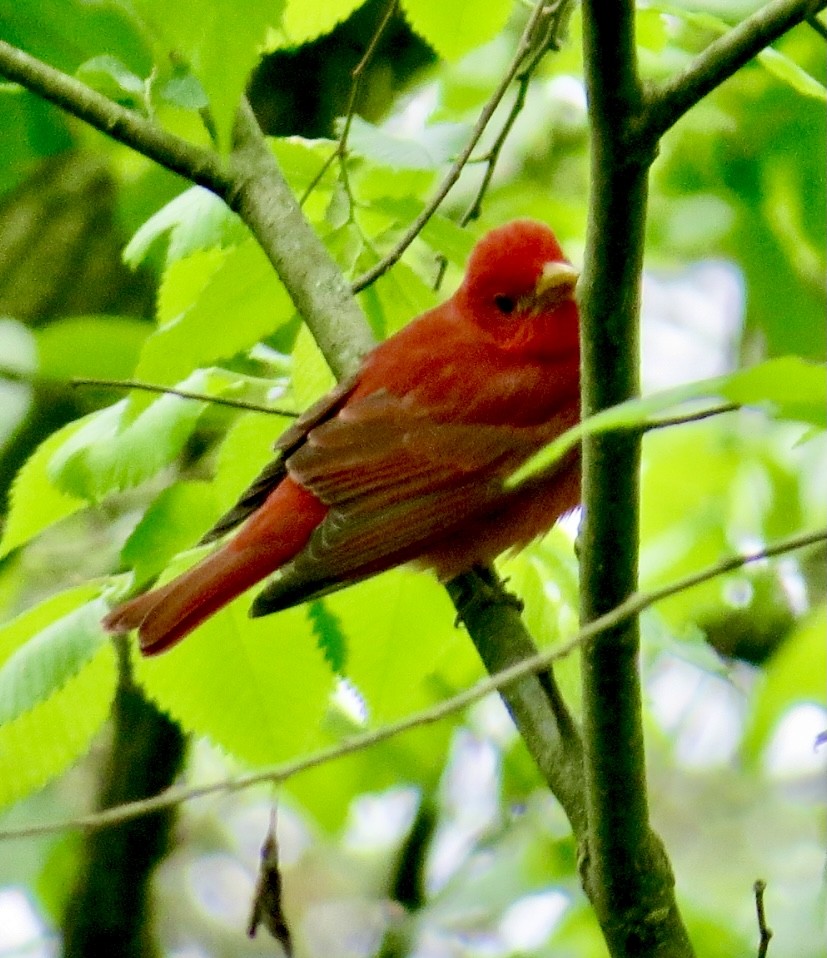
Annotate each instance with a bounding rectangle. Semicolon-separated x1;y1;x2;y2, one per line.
103;220;581;655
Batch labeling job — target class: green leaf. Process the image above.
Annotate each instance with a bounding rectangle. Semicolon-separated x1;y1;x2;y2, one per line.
47;368;224;502
757;47;827;101
136;239;294;386
402;0;513;62
307;599;348;673
120;482;223;587
271;137;339;221
276;0;366;46
134;0;283;148
290;323;336;410
157;65;210;111
133;578;334;766
0;421;87;560
156;247;227;325
325;567;476;721
35;316;149;381
76;55;146;102
360;259;437;339
0;0;151;79
510;358;826;488
0;585;117;811
657;5;826;100
209;411;291;510
124;187;244;267
344;115;469;169
0;643;117;811
719;357;827;428
0;592;109;726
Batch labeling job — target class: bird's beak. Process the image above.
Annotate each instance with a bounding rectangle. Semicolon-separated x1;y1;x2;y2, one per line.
534;261;579;308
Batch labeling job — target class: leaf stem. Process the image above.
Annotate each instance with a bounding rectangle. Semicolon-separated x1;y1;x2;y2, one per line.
70;378;299;416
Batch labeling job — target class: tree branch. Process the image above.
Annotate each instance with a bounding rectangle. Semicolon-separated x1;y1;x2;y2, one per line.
644;0;826;140
580;1;693;954
70;377;299;416
447;566;587;838
226;100;375;379
0;41;376;381
2;527;822;843
459;0;575;225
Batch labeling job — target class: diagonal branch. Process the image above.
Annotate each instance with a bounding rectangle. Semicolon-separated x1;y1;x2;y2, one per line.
447;567;586;837
227;101;376;379
2;527;822;843
643;0;826;140
0;41;376;381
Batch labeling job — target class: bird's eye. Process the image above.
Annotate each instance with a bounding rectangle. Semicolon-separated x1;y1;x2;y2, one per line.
494;295;516;314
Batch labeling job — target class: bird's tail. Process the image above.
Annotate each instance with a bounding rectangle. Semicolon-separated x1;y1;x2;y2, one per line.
103;479;327;655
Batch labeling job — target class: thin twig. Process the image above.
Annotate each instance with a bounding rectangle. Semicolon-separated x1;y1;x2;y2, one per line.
70;378;299;417
640;402;739;432
461;0;572;225
351;0;558;293
754;880;773;958
2;526;823;843
643;0;826;141
300;0;399;208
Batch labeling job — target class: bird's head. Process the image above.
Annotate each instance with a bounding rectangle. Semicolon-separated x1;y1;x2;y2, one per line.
458;219;580;357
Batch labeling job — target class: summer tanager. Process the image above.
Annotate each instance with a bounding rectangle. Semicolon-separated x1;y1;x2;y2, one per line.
103;219;581;655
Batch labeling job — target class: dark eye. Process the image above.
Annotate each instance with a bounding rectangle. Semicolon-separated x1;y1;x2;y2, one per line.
494;295;516;314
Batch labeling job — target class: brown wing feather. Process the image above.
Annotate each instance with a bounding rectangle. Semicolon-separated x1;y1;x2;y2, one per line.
199;372;361;544
249;389;579;614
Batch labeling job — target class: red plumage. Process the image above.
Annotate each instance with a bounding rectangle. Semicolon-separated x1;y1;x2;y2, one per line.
103;220;581;654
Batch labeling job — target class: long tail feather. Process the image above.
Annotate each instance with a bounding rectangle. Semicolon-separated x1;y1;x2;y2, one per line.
103;479;327;655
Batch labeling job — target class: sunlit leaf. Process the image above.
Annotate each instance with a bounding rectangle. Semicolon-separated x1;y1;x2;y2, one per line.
344;115;468;169
0;591;108;726
510;358;826;488
36;316;149;381
275;0;366;47
133;0;283;148
402;0;513;61
0;421;87;560
76;54;145;103
120;482;223;586
133;564;334;765
124;186;244;266
47;370;222;501
137;240;293;386
0;643;117;810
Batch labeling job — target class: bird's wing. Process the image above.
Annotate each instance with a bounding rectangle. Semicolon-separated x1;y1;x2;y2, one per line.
199;372;361;544
248;387;577;611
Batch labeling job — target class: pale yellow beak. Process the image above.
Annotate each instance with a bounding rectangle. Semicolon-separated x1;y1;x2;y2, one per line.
535;261;579;306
